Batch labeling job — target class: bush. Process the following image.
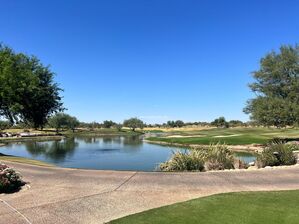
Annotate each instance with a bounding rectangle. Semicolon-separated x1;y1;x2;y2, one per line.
0;163;24;193
159;150;205;171
197;144;235;171
257;143;297;168
160;144;235;172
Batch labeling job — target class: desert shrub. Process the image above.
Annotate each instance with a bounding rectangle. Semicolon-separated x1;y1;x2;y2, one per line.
197;144;234;171
160;144;235;171
0;163;24;193
257;143;297;168
159;150;204;171
287;142;299;151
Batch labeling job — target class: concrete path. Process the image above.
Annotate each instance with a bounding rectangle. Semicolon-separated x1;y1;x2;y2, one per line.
1;162;299;224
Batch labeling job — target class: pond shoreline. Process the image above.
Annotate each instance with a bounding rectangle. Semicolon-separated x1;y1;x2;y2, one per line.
0;135;65;144
0;130;143;144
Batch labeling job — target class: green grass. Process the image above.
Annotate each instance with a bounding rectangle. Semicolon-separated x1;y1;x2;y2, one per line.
147;127;299;145
109;190;299;224
0;153;54;167
62;128;143;137
0;135;64;144
0;128;142;144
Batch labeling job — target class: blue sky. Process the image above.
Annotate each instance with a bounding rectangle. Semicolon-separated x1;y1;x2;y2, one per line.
1;0;298;124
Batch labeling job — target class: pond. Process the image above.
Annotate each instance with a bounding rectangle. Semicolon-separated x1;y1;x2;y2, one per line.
0;136;256;171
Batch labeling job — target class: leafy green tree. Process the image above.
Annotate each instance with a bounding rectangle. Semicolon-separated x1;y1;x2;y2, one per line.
48;113;79;133
0;44;63;129
167;121;175;128
228;120;244;127
0;120;11;130
102;120;116;128
48;113;67;133
115;123;123;131
244;45;299;127
66;116;80;132
123;117;144;131
175;120;185;127
211;117;229;128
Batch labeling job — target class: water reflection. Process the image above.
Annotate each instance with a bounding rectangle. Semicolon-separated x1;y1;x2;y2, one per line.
123;135;143;148
25;138;78;162
0;136;257;171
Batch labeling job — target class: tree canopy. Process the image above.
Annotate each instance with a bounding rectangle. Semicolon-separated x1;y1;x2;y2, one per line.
123;117;144;131
244;45;299;127
167;120;185;128
48;113;79;133
102;120;116;128
0;44;63;129
211;117;229;128
0;120;11;130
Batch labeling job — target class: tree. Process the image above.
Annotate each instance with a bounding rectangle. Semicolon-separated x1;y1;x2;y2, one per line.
211;117;229;128
244;45;299;127
167;121;175;128
48;113;67;133
102;120;116;128
175;120;185;128
0;120;11;130
166;120;185;128
115;123;123;131
123;117;144;131
66;116;80;132
48;113;79;133
0;44;63;129
228;120;244;127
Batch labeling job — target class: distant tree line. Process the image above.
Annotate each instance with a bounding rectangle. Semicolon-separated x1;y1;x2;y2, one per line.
1;43;297;130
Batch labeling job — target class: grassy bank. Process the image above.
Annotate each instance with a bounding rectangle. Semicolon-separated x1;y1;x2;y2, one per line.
109;190;299;224
0;153;53;167
0;135;65;144
63;128;143;137
146;127;299;145
0;128;143;144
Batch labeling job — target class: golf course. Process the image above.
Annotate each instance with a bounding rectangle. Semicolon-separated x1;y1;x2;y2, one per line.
1;1;299;223
109;190;299;224
146;127;299;146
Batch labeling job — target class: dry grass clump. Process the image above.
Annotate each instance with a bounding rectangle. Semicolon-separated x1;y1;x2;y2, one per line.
160;144;235;171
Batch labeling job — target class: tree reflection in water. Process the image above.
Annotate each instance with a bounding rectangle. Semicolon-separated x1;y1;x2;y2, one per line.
25;138;78;162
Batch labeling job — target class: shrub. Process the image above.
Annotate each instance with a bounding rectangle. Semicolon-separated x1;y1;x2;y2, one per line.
159;150;205;171
160;144;235;172
257;143;297;168
197;144;235;171
0;163;24;193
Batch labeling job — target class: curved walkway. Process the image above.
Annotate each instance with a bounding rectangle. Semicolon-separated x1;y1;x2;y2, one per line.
1;162;299;224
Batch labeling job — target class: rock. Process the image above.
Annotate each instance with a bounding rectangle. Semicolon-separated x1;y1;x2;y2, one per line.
248;162;255;166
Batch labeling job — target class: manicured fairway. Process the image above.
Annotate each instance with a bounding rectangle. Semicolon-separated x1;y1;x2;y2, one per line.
147;127;299;145
109;190;299;224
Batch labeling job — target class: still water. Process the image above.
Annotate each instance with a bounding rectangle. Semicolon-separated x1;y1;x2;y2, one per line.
0;136;256;171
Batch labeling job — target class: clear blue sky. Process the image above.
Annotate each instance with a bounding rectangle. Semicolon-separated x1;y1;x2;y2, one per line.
1;0;298;124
